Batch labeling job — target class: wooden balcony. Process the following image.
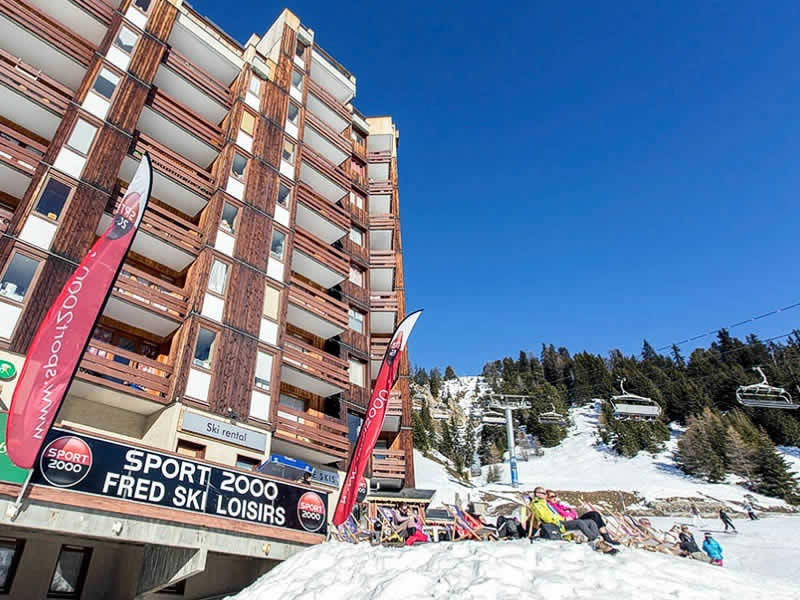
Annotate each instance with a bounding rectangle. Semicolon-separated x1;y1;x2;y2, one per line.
274;406;350;461
368;180;393;195
300;146;352;194
72;0;114;26
307;78;351;124
74;340;173;412
281;335;349;396
347;383;369;410
0;0;94;68
369;214;396;230
367;149;392;163
347;198;368;229
147;88;223;148
110;264;189;322
371;449;406;480
370;291;399;313
162;46;232;110
296;183;349;232
0;49;72;117
338;279;368;307
370;249;396;270
304;111;351;155
287;276;349;340
340;236;368;266
292;227;349;289
382;390;403;432
0;123;45;177
351;170;368;191
352;138;366;160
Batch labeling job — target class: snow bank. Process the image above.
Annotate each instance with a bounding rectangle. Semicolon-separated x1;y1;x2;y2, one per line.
228;536;798;600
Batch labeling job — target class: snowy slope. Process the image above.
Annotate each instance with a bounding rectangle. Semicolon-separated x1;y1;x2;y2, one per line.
228;522;800;599
415;400;793;509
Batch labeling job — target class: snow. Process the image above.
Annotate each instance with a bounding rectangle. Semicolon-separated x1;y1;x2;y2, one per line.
228;518;800;599
415;400;793;510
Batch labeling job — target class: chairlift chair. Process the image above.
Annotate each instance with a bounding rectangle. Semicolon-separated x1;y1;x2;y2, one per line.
609;378;662;421
481;411;505;425
736;367;799;409
538;403;568;426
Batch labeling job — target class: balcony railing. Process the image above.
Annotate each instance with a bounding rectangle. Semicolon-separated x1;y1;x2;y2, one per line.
0;123;46;176
346;197;368;229
367;149;392;163
304;111;351;154
162;47;232;110
294;228;349;279
275;406;350;460
112;265;189;322
148;88;223;149
112;190;204;256
370;250;396;270
368;180;393;195
0;0;94;67
0;49;72;116
352;138;366;160
371;449;406;480
288;276;349;332
337;280;368;307
296;183;349;231
301;146;352;193
132;134;215;201
350;170;368;191
370;291;399;313
73;0;114;26
307;79;351;123
347;383;369;409
340;236;368;265
369;214;395;230
77;339;173;402
283;335;350;391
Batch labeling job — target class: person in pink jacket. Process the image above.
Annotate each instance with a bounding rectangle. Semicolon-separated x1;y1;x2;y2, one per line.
546;491;620;546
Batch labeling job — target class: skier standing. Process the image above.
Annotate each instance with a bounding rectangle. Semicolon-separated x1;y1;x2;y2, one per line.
719;509;737;533
742;500;758;521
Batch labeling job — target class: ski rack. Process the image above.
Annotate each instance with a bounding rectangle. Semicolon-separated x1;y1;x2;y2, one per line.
736;367;799;409
608;378;662;421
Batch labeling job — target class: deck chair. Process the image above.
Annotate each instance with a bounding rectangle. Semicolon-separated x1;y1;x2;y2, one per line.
339;514;373;544
445;504;498;541
375;506;408;545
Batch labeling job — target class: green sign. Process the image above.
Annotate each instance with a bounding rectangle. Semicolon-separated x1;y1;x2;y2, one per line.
0;360;16;381
0;413;30;484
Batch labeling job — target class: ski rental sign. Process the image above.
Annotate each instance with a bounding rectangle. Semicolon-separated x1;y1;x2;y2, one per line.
33;427;327;536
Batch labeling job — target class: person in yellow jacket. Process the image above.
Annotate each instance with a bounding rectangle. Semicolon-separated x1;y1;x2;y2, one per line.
527;487;599;541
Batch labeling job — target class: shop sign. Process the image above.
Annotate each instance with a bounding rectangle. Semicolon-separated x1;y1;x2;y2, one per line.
0;413;30;484
181;412;267;452
31;428;327;535
311;467;340;488
0;361;16;381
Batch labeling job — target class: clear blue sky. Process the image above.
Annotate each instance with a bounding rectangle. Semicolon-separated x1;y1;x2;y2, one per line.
192;1;800;374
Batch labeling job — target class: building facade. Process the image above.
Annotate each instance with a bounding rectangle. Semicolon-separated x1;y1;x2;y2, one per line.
0;1;412;597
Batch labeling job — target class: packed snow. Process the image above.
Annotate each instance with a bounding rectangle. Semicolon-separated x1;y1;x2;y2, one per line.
228;517;800;599
415;399;792;510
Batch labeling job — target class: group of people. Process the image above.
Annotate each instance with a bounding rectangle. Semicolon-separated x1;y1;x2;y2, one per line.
677;525;724;566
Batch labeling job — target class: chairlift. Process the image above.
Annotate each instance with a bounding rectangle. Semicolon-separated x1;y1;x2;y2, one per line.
609;378;662;421
735;367;799;409
538;403;568;426
481;410;505;425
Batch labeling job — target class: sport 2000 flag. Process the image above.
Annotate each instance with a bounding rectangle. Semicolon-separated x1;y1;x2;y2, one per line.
6;154;153;469
333;309;422;526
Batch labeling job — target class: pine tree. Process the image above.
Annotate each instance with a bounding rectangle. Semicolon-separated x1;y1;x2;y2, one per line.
726;426;755;485
671;344;686;368
751;439;800;503
444;365;457;380
429;367;442;398
413;366;429;387
411;411;430;453
438;415;455;459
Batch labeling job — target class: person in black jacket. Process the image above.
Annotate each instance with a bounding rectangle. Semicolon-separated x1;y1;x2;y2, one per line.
677;526;711;562
719;509;737;532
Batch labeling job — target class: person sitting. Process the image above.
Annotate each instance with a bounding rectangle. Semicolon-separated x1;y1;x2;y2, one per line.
677;526;711;562
496;515;526;539
702;532;723;566
547;492;620;546
392;504;417;539
404;527;429;546
528;487;599;542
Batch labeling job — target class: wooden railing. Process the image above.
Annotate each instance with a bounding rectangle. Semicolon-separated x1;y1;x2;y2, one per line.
367;150;392;162
0;0;94;66
112;264;189;321
113;190;204;256
307;79;351;123
304;111;351;154
148;88;223;149
370;291;398;313
369;249;396;270
293;228;349;280
369;214;396;230
73;0;114;26
347;200;368;229
368;180;393;194
350;170;368;190
371;449;406;479
338;280;368;307
132;134;215;201
370;338;389;361
282;335;349;391
0;49;73;116
296;183;349;231
288;276;349;332
0;123;46;176
77;339;173;402
340;236;368;265
275;405;350;459
347;383;369;409
162;47;231;109
352;138;366;159
300;146;352;193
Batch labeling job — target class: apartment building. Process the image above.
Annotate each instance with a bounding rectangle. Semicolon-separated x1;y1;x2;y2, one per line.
0;0;413;597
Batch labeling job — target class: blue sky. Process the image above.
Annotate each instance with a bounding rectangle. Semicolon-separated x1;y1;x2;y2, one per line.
191;1;800;374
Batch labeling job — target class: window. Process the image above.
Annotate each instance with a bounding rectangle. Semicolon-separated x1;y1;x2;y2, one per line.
349;227;364;246
207;260;228;295
270;230;286;260
35;178;72;221
133;0;152;11
193;328;216;369
351;193;364;210
176;439;205;458
351;129;366;145
349;358;366;387
66;120;97;156
255;351;272;390
348;308;364;334
0;253;41;302
220;203;238;234
48;545;91;599
236;455;260;471
92;68;120;101
291;70;303;91
349;265;363;287
241;111;256;136
263;285;280;320
277;183;291;208
295;42;306;59
114;27;137;55
249;75;262;96
279;394;305;412
347;412;363;443
287;103;299;126
0;539;24;594
231;153;247;180
282;140;295;164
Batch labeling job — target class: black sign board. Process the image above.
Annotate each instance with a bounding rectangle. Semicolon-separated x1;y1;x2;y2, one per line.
32;428;327;536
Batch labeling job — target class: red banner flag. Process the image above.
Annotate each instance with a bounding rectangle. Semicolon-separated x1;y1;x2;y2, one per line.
6;154;153;468
333;310;422;526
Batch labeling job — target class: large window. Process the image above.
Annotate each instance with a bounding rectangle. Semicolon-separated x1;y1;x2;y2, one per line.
241;111;256;137
66;120;97;157
231;153;247;181
349;358;366;387
287;103;299;127
349;265;364;287
114;26;138;55
351;192;365;210
270;230;286;261
349;227;364;247
193;328;216;369
277;183;291;208
255;351;272;390
207;260;228;295
34;178;72;221
263;285;280;320
347;412;363;444
282;140;295;164
348;308;364;334
0;253;41;302
48;545;91;599
295;42;306;60
291;70;303;92
0;539;24;594
220;202;238;234
249;75;262;96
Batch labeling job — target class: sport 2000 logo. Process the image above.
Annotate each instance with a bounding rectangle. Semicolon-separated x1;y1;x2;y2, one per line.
39;436;92;488
297;492;326;532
